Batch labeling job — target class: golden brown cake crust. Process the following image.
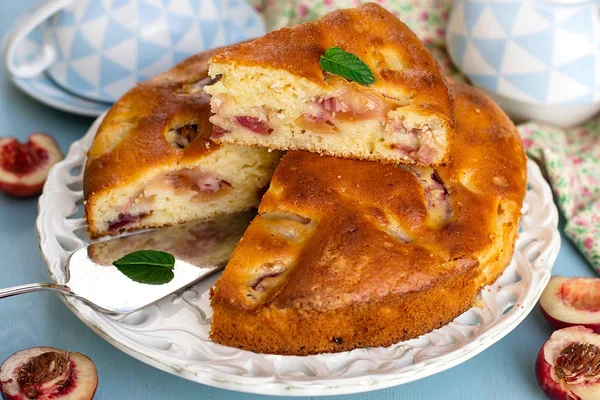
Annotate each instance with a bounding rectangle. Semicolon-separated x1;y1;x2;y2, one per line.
209;80;527;355
84;50;218;199
210;3;454;124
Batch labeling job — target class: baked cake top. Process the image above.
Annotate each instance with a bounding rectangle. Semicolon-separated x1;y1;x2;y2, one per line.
84;50;221;198
209;3;454;127
211;81;527;312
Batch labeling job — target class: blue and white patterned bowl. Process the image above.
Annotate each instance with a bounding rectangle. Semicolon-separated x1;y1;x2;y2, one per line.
446;0;600;126
5;0;265;104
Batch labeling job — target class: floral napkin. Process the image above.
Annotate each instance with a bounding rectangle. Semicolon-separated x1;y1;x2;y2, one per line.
249;0;600;272
250;0;452;46
519;122;600;270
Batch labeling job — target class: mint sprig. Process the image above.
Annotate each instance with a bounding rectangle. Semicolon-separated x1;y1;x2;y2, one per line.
112;250;175;285
319;47;375;86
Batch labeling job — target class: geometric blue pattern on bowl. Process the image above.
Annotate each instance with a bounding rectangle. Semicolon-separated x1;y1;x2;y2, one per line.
46;0;265;102
9;0;266;116
13;0;265;104
11;25;109;117
447;0;600;105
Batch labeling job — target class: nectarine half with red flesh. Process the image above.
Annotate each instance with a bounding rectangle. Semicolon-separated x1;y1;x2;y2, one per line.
0;134;63;198
0;347;97;400
536;326;600;400
539;276;600;333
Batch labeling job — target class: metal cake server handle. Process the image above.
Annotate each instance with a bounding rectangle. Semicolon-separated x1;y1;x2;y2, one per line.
0;282;116;313
0;212;253;314
0;283;72;297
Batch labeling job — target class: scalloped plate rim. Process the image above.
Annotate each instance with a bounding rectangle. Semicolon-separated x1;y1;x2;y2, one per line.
35;113;561;396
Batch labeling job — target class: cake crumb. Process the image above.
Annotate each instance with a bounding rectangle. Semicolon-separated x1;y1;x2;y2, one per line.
473;297;485;309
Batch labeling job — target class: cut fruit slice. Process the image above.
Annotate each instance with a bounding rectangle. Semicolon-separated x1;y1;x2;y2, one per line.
204;3;454;166
539;276;600;333
0;346;97;400
84;48;281;239
536;326;600;400
0;133;63;198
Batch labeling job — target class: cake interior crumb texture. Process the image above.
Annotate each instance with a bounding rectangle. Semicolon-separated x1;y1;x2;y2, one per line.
84;50;282;239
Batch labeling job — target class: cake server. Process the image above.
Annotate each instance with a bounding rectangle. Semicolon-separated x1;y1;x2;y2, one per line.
0;212;253;314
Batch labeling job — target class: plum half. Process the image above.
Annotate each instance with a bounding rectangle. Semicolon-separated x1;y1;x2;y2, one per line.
0;133;63;198
0;347;97;400
539;276;600;333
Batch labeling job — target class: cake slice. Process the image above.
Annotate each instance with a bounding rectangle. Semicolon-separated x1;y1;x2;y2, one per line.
204;3;454;166
87;212;254;267
209;81;527;355
84;49;281;239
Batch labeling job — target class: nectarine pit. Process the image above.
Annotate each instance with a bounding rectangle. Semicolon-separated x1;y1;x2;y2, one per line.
17;351;73;398
0;140;48;175
556;343;600;384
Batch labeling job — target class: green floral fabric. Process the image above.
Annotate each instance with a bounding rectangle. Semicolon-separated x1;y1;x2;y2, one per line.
519;122;600;270
250;1;597;271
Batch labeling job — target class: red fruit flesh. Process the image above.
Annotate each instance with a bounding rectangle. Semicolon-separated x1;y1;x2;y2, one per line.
561;279;600;312
0;134;63;198
210;126;229;140
536;326;600;400
0;347;97;400
0;141;48;174
107;212;148;231
540;277;600;333
536;345;574;400
236;117;272;135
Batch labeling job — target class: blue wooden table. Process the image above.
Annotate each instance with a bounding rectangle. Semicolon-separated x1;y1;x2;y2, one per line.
0;1;592;399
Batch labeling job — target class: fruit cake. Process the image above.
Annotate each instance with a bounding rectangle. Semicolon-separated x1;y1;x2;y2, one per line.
84;49;282;239
209;81;527;355
204;3;454;166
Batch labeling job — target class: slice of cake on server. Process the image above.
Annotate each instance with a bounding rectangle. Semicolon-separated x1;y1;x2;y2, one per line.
204;3;455;166
84;49;281;239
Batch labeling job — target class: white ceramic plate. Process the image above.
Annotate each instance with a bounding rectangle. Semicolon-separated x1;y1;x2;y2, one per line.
36;114;561;396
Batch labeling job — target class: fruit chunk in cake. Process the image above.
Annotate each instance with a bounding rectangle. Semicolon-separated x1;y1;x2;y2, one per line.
204;3;454;166
209;81;527;355
84;49;281;239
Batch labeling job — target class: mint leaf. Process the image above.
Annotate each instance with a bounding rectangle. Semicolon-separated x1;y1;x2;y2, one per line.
112;250;175;285
319;47;375;86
